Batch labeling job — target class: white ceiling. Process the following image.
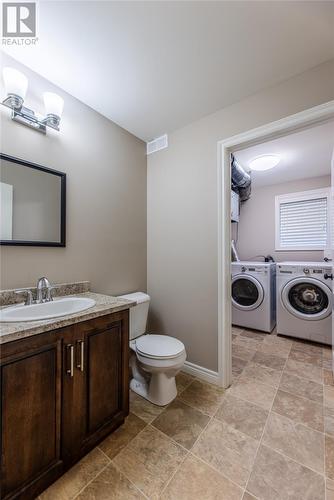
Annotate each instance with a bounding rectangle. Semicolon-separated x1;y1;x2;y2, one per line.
3;1;334;141
234;120;334;188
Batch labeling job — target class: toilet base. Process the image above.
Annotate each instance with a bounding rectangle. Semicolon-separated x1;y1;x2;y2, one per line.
130;378;150;400
130;371;178;406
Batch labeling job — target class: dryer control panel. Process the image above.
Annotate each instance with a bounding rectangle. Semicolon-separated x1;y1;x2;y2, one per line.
232;262;276;275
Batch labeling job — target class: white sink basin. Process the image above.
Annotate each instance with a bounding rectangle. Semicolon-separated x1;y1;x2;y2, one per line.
0;297;96;322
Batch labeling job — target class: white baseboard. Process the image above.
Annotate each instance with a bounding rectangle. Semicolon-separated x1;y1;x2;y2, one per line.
182;361;221;386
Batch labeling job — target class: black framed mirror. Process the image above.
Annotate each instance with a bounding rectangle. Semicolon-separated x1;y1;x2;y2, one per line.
0;153;66;246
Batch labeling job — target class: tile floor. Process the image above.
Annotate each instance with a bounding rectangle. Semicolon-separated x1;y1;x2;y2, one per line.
39;328;333;499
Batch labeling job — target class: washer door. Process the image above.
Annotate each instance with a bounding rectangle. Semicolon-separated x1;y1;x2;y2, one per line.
281;277;331;320
232;274;264;311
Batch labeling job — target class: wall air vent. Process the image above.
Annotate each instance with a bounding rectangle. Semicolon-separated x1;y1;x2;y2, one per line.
146;134;168;155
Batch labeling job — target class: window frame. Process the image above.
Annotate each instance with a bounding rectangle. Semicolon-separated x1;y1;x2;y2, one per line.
275;187;330;252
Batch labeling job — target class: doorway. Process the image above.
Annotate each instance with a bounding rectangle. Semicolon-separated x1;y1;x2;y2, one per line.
217;101;334;388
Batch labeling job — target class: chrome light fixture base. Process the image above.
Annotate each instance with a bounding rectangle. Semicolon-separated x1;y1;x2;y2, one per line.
12;107;46;134
42;113;60;131
3;93;24;110
2;90;63;134
2;95;47;134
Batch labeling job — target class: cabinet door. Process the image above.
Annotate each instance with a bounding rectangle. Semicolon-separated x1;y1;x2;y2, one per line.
1;339;62;499
61;327;87;465
61;311;129;461
81;311;129;444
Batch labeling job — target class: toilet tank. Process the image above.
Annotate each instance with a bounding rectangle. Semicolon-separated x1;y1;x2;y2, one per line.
118;292;150;340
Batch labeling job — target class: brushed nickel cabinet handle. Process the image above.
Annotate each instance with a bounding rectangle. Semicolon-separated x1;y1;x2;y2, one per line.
76;340;84;372
66;344;74;377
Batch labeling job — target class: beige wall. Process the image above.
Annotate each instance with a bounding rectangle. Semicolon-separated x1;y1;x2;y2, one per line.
147;59;334;372
0;55;147;294
236;176;331;263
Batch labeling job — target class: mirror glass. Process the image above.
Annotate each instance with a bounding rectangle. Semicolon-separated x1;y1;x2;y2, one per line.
0;155;66;246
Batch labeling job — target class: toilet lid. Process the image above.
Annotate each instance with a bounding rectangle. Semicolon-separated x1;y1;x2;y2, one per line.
136;334;185;359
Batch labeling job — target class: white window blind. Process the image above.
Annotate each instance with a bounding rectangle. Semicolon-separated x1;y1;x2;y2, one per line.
275;189;330;251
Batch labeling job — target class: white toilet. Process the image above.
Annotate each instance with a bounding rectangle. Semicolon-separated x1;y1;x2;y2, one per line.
119;292;186;406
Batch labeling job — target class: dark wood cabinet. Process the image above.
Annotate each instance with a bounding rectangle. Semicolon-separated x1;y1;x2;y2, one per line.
61;324;87;465
0;310;129;500
0;333;63;500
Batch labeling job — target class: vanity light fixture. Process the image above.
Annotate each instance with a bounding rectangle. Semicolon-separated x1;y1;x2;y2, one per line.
2;67;64;134
249;154;280;171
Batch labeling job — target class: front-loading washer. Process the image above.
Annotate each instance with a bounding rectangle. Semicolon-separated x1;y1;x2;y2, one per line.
232;262;276;333
277;262;332;344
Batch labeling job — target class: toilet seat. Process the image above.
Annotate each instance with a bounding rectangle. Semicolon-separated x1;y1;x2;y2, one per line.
135;334;185;360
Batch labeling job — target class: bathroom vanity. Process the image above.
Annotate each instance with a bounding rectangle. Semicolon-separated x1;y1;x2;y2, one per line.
0;288;135;500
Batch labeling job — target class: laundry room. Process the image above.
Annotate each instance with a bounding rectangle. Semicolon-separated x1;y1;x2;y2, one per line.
230;119;334;381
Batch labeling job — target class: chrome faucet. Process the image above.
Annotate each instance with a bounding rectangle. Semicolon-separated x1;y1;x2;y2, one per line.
14;289;34;305
36;277;54;303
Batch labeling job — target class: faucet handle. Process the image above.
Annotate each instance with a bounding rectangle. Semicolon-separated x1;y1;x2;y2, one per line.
14;289;34;305
46;286;57;302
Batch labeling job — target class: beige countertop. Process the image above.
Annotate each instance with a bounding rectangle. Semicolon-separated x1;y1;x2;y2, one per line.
0;292;136;345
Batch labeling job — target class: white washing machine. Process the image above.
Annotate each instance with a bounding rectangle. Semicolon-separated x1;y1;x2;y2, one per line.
232;262;276;333
277;262;332;345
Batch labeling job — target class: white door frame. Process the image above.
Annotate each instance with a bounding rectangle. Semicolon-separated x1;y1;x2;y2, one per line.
217;100;334;388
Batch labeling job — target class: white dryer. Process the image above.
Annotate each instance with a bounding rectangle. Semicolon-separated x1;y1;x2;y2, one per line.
232;262;276;333
277;262;332;345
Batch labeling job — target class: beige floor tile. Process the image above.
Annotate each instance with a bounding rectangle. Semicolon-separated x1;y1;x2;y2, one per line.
263;335;292;347
324;369;334;386
247;444;325;500
262;412;324;473
326;434;334;480
293;341;323;356
241;362;281;388
99;413;146;459
152;399;209;449
160;454;243;500
323;347;332;359
193;418;258;487
232;343;256;361
324;358;333;370
325;406;334;436
40;448;110;500
175;372;194;394
239;330;266;342
289;349;323;367
232;326;245;335
256;340;291;359
112;425;186;499
76;463;145;499
176;372;194;394
284;358;323;383
325;386;334;409
129;390;165;423
232;356;248;377
179;379;225;416
252;351;286;371
215;393;268;440
233;335;263;351
228;376;276;410
323;352;332;369
326;479;334;500
272;390;323;432
242;493;257;500
279;372;323;404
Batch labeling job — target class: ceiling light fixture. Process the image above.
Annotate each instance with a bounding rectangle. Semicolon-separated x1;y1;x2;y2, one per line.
249;154;280;171
2;67;64;134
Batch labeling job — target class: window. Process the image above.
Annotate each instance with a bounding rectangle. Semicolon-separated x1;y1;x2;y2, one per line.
275;188;330;251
